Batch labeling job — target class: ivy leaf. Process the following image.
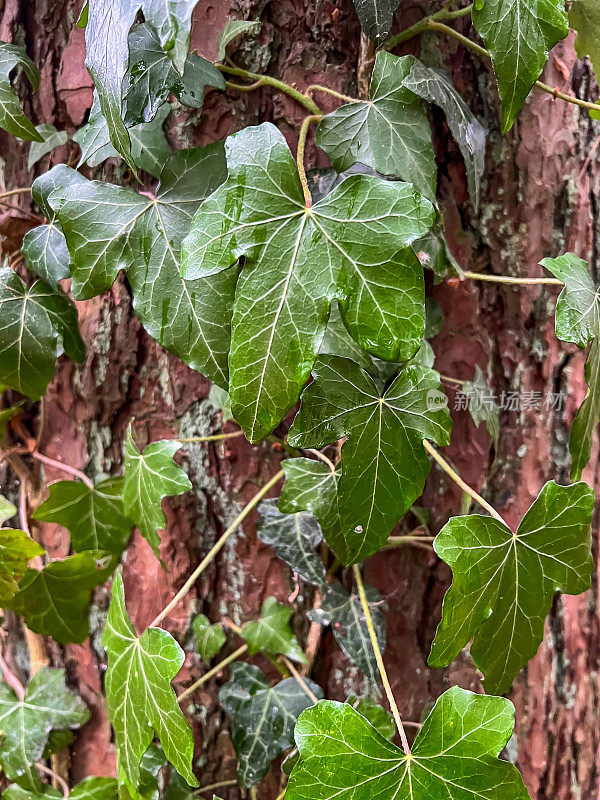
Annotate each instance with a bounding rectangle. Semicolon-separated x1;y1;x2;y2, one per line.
8;551;114;644
182;122;434;441
141;0;199;74
350;0;400;44
0;268;85;399
33;478;132;557
288;356;452;563
307;583;385;691
542;253;600;480
192;614;226;662
316;53;436;200
286;687;530;800
0;494;16;524
27;124;67;170
42;729;74;759
429;480;594;694
48;144;234;388
413;220;461;282
102;572;198;788
0;667;89;789
570;1;600;89
346;696;395;740
219;662;322;788
403;61;486;210
0;528;44;605
0;405;21;441
4;777;118;800
471;0;568;133
241;596;307;664
319;302;373;372
461;365;500;447
257;498;326;586
216;20;261;61
123;427;191;558
0;43;42;141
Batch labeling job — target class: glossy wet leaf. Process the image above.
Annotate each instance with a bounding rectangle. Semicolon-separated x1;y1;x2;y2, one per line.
307;583;385;692
346;696;395;740
27;124;67;169
350;0;400;44
0;43;42;141
192;614;226;662
471;0;568;132
461;365;500;447
219;662;322;788
9;551;114;644
0;667;89;789
216;19;261;61
142;0;199;74
0;527;44;605
33;478;132;556
319;302;373;372
182;122;433;441
289;356;452;563
257;498;326;586
316;53;436;200
429;480;594;694
242;596;307;663
286;687;530;800
102;572;197;789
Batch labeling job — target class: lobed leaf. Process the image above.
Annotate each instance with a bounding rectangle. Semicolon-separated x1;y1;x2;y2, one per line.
0;43;42;141
0;527;44;605
241;596;307;663
192;614;226;662
350;0;400;45
27;124;67;169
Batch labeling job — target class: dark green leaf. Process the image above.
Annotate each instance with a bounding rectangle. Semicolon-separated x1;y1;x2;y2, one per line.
0;43;42;141
429;480;594;694
21;223;70;291
42;729;74;759
4;776;118;800
350;0;400;44
216;20;261;61
27;124;67;169
0;528;44;605
412;221;461;282
319;302;373;372
346;696;395;740
141;0;199;74
461;365;500;447
0;405;20;441
241;596;306;663
192;614;226;662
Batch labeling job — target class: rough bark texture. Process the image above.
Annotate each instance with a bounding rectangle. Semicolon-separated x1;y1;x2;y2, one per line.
1;1;599;798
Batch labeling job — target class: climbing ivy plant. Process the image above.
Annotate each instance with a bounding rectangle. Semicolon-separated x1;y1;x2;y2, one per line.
0;2;599;799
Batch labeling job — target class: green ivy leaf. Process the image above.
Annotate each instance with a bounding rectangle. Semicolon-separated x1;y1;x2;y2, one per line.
316;53;436;200
0;668;89;790
471;0;568;132
216;19;261;61
141;0;199;74
241;596;307;664
42;729;74;759
461;365;500;447
27;124;67;170
182;122;433;441
8;551;114;644
257;498;326;586
412;220;461;283
0;43;42;141
48;145;234;388
288;356;452;563
33;478;132;557
570;0;600;90
219;662;322;788
123;427;192;558
350;0;400;45
346;696;395;740
0;528;44;605
192;614;226;662
4;776;119;800
307;583;385;691
287;687;530;800
0;494;16;524
429;480;594;694
319;302;374;372
102;572;198;789
0;268;85;399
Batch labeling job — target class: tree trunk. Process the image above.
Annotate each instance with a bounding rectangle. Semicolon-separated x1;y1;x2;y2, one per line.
1;1;599;798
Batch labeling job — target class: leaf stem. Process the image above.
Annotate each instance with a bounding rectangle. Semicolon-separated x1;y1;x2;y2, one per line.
150;470;284;628
0;187;32;200
461;270;563;286
0;652;25;701
192;779;238;796
296;114;323;208
31;451;94;489
422;439;507;525
306;448;336;472
280;655;320;704
224;78;264;92
305;84;360;103
440;374;465;386
383;3;473;50
216;64;322;114
176;430;244;444
36;763;70;798
178;644;248;702
352;564;411;755
384;534;435;546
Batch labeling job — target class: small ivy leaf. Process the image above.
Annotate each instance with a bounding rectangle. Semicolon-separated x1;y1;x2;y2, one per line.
570;1;600;91
0;269;85;399
0;528;44;605
192;614;226;662
216;19;261;61
77;2;88;26
4;777;119;800
123;426;192;559
461;365;500;447
403;61;486;210
241;596;307;664
33;478;132;557
346;695;395;740
307;583;385;692
288;356;452;564
316;53;436;201
42;728;74;759
0;43;42;141
286;687;530;800
219;662;322;788
208;384;233;421
0;494;16;524
257;498;326;587
27;124;67;170
542;253;600;480
471;0;568;133
182;122;434;442
429;480;594;694
412;220;462;283
350;0;400;45
102;572;198;789
8;551;115;644
0;667;89;789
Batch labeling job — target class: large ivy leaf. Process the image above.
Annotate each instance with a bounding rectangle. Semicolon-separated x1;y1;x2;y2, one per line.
0;668;89;789
241;596;306;663
286;687;530;800
0;268;85;399
141;0;199;74
570;0;600;86
182;122;433;441
0;528;44;605
102;572;197;789
33;478;132;556
288;356;452;563
123;427;191;558
192;614;226;662
8;551;114;644
429;480;594;694
542;253;600;480
307;583;385;691
471;0;569;132
257;498;326;586
219;662;322;788
4;777;118;800
351;0;400;45
0;43;42;141
316;53;436;200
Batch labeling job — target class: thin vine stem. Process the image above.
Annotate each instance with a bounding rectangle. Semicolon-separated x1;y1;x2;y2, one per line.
176;430;244;444
192;779;238;796
306;448;336;472
216;64;322;114
178;644;248;702
462;270;563;286
384;3;473;50
352;564;411;755
0;651;25;701
384;534;435;546
296;114;323;208
281;655;320;704
305;84;359;103
150;469;285;628
36;763;70;798
0;187;32;201
31;451;94;489
224;78;264;92
274;790;287;800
